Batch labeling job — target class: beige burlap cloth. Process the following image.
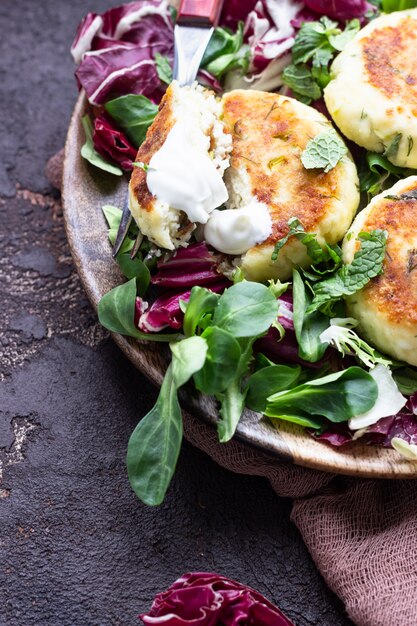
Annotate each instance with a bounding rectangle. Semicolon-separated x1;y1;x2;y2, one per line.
50;153;417;626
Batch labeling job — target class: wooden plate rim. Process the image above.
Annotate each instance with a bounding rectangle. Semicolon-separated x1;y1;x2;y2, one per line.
62;92;417;480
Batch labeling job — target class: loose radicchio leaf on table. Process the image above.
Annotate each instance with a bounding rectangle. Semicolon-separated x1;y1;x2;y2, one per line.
140;572;296;625
92;113;137;170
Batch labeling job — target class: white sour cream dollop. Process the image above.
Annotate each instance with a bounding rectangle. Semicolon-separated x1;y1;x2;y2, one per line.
203;200;272;255
146;122;228;224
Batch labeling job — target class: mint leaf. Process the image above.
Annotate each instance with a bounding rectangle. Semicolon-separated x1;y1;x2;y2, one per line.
301;130;347;173
307;229;388;314
271;217;342;271
287;18;360;103
281;64;321;103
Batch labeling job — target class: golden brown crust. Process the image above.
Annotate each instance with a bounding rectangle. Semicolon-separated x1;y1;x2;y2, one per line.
129;84;176;213
362;16;417;110
221;90;345;248
360;180;417;325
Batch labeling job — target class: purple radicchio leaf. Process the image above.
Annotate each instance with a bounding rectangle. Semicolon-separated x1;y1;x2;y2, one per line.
140;571;296;625
302;0;375;20
76;45;167;105
136;279;229;333
244;0;304;73
151;243;225;289
72;1;174;105
313;424;353;447
220;0;258;30
93;113;137;170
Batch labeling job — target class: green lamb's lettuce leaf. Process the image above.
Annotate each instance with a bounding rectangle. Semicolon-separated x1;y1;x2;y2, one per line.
98;278;179;342
307;230;388;314
202;23;249;80
104;94;158;148
293;269;329;363
127;336;207;506
80;116;123;176
265;367;378;423
212;281;279;338
358;152;409;199
216;337;254;442
381;0;417;12
211;281;279;442
392;367;417;395
301;130;347;173
182;287;220;337
193;326;241;396
102;205;150;293
246;365;301;413
155;52;172;85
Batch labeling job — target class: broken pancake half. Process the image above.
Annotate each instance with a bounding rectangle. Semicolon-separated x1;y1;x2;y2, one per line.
129;83;360;282
129;81;231;251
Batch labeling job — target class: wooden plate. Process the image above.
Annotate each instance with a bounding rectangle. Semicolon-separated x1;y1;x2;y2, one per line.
62;93;417;479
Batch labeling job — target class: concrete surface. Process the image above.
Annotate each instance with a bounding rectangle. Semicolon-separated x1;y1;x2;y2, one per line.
0;1;353;624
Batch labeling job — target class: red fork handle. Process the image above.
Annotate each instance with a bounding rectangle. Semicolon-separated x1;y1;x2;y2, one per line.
176;0;224;27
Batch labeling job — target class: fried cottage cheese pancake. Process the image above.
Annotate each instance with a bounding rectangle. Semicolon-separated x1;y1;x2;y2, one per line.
342;176;417;366
129;81;231;250
221;90;360;281
324;9;417;169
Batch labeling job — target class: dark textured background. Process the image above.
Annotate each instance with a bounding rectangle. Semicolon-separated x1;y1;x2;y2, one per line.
0;2;354;624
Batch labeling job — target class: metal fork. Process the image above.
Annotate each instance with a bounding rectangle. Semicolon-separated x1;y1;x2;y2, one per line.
112;0;224;258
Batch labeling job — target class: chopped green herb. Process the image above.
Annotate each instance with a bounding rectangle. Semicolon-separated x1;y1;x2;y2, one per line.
307;229;388;314
383;133;402;160
407;249;417;273
132;161;149;172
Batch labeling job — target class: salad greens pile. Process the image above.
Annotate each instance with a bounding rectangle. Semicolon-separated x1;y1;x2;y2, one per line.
98;208;397;505
71;0;417;505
